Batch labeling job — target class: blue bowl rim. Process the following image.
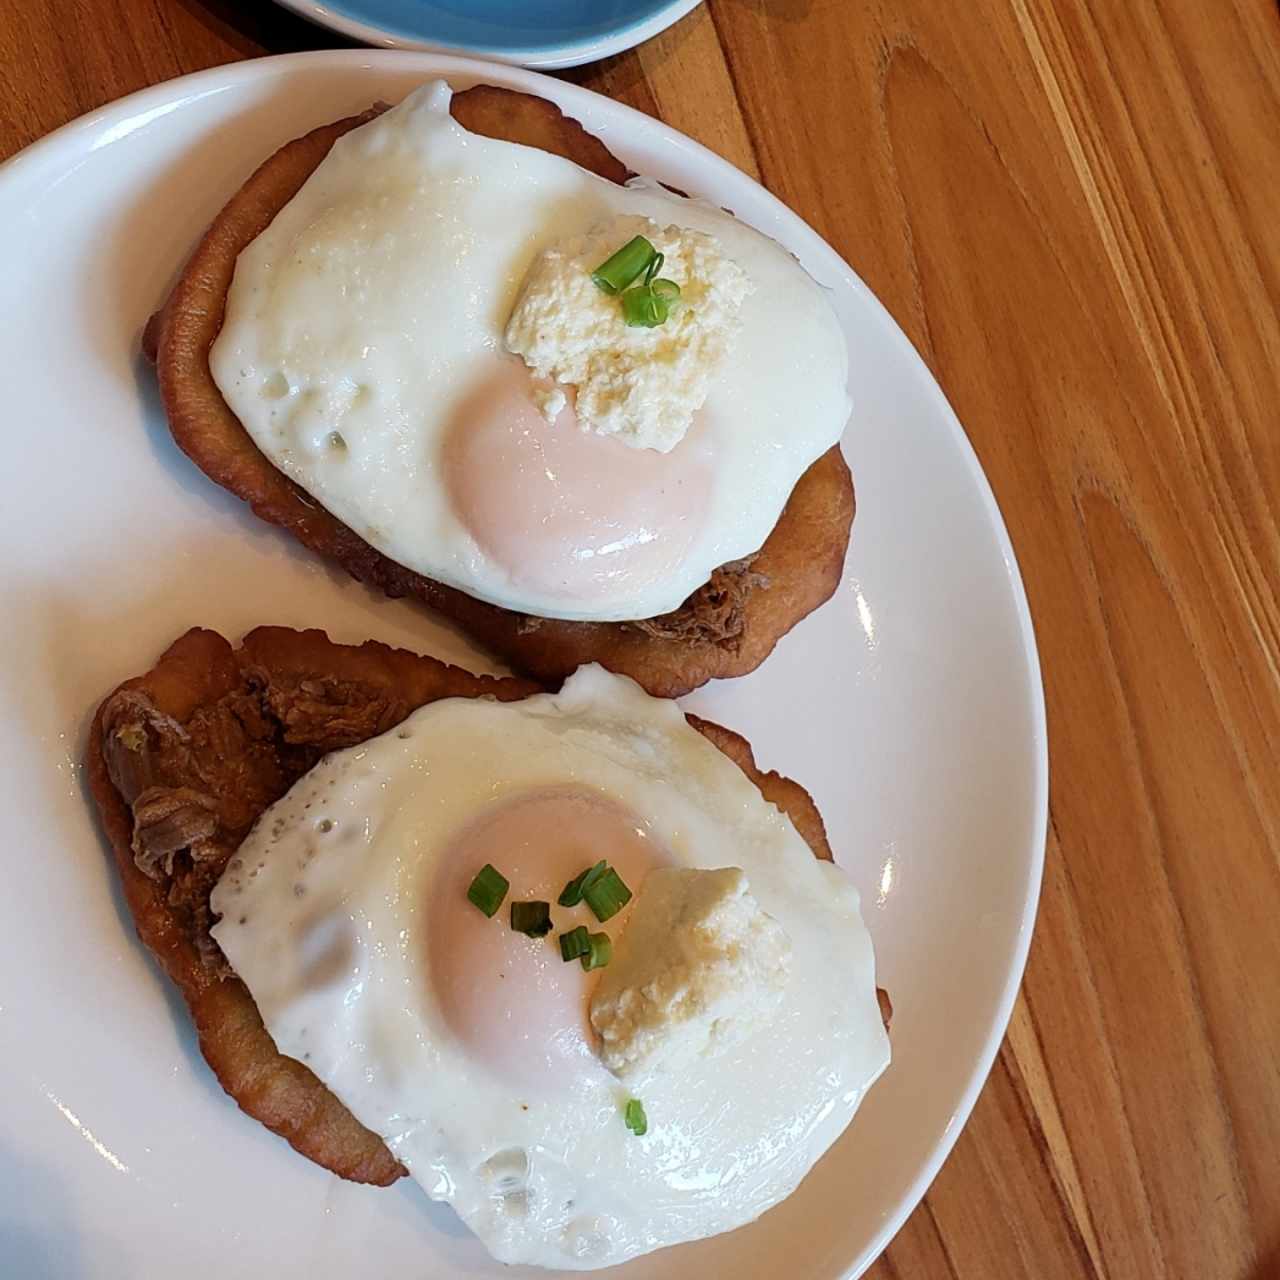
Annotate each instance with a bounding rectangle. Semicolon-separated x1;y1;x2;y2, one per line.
275;0;706;69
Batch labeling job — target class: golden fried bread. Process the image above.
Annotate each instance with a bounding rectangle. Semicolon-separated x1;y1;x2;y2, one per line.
144;86;855;700
87;627;845;1184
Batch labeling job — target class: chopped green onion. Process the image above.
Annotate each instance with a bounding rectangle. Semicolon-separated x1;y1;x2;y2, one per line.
583;867;632;922
581;932;612;971
558;860;607;908
620;280;683;328
624;1098;647;1136
559;925;591;962
591;235;684;327
620;286;665;328
591;236;657;295
510;900;552;938
467;864;509;918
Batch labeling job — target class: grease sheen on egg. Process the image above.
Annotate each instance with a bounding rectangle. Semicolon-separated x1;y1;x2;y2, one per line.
210;667;889;1271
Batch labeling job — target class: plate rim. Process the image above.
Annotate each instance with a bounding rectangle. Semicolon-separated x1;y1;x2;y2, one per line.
0;48;1049;1279
273;0;706;69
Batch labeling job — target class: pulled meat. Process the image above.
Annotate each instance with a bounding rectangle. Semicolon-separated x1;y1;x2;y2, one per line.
96;654;402;974
129;787;219;878
630;555;770;649
516;556;771;650
258;668;405;747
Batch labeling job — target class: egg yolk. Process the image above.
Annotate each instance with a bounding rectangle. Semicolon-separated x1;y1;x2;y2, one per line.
443;357;714;606
427;785;669;1096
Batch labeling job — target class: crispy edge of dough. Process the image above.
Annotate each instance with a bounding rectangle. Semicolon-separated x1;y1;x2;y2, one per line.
146;86;855;700
685;714;834;863
86;629;860;1185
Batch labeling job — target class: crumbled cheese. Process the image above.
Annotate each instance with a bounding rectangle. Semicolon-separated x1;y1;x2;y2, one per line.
589;867;792;1079
504;214;753;452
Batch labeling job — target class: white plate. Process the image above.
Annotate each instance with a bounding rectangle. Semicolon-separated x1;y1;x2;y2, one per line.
0;51;1046;1280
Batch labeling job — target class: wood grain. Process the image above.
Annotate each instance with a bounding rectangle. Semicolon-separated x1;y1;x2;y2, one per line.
3;1;1279;1276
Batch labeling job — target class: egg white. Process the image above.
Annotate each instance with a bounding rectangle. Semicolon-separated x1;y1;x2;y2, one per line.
210;666;888;1271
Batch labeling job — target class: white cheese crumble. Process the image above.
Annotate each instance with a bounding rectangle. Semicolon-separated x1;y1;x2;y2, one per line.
504;214;753;452
589;867;792;1079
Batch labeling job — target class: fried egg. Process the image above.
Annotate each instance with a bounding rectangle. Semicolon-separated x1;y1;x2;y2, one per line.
210;666;888;1270
209;82;851;622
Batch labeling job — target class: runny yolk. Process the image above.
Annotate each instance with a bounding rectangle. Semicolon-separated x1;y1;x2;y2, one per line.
442;357;714;606
427;785;670;1096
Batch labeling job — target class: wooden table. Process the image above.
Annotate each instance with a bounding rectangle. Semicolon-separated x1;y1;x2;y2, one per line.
4;2;1278;1276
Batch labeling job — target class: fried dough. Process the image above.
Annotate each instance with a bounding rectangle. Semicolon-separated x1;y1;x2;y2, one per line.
87;627;847;1184
145;86;855;699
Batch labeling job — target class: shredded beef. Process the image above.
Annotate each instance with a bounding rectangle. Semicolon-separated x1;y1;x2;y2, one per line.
101;691;193;799
514;556;771;648
96;662;407;975
129;787;219;877
629;555;770;649
257;668;406;749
